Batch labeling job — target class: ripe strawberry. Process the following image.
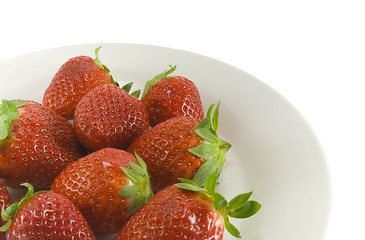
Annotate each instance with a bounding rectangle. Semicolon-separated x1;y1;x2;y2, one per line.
0;183;95;240
142;65;204;126
0;179;12;240
117;171;261;239
74;83;149;152
43;46;118;119
128;103;231;192
0;99;84;189
51;148;153;234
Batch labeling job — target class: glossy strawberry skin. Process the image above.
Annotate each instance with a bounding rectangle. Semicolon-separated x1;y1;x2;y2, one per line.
117;185;224;240
142;76;204;127
51;148;138;234
74;84;149;152
42;55;113;119
7;191;95;240
127;117;205;192
0;101;84;189
0;179;12;240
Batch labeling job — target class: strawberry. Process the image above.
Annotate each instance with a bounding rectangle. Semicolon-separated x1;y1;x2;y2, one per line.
74;83;149;152
0;183;95;240
0;179;12;240
128;103;231;192
43;46;118;119
0;99;84;189
142;65;204;126
51;148;153;234
117;171;261;239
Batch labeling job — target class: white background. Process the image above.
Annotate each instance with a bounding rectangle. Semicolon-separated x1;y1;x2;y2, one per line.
0;0;364;239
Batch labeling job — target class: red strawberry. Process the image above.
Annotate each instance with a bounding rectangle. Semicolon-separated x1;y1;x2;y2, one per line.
117;172;261;239
74;83;149;152
0;100;84;189
128;103;231;192
0;183;95;240
0;179;12;240
142;65;204;126
51;148;153;234
43;46;118;119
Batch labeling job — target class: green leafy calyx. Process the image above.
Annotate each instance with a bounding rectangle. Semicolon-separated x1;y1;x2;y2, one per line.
119;154;153;215
121;82;141;99
189;102;232;187
0;183;48;232
94;46;119;86
175;171;261;238
0;99;27;141
143;65;177;96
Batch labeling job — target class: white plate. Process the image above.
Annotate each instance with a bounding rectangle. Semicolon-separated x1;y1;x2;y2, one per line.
0;43;331;240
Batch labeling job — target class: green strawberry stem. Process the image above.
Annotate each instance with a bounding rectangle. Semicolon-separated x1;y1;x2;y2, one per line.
0;99;27;141
119;154;153;215
189;102;232;187
143;65;177;96
176;171;261;239
0;183;47;232
94;46;119;86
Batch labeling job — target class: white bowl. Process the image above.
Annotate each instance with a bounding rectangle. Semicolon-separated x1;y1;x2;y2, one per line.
0;43;331;240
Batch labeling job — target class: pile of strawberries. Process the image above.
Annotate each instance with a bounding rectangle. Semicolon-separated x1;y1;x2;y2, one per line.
0;47;261;240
